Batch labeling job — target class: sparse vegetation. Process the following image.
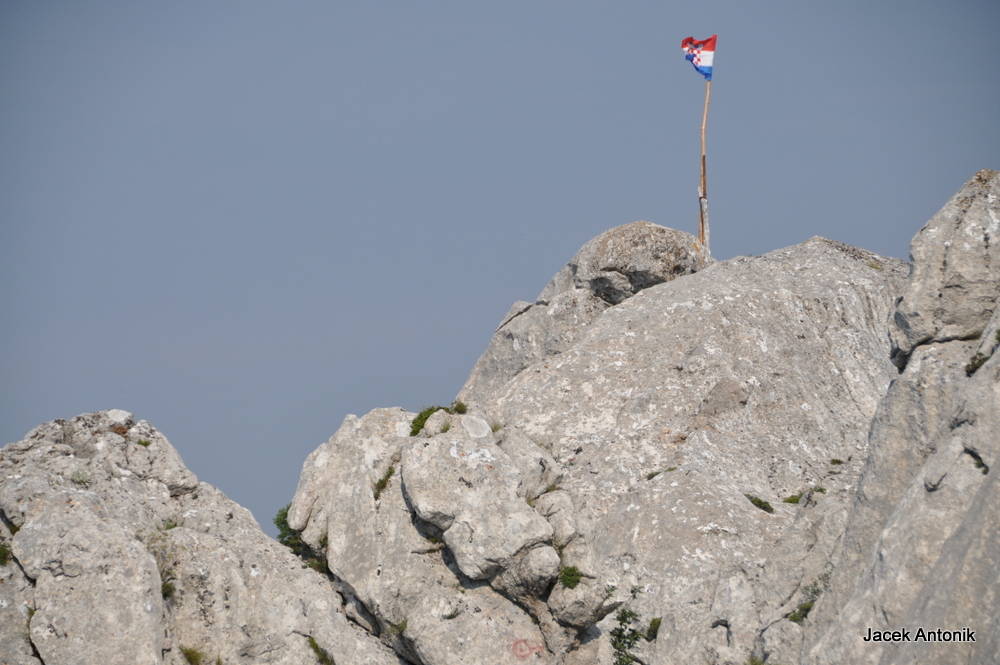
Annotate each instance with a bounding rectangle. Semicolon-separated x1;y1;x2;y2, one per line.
646;471;661;480
137;439;152;447
307;636;334;665
746;657;766;665
443;609;460;620
645;617;661;642
163;519;179;530
411;406;445;436
665;466;678;472
373;466;395;500
867;260;884;271
410;402;470;435
965;331;1000;376
306;558;328;573
180;647;207;665
786;572;831;624
786;600;814;623
0;543;11;566
783;493;803;504
604;585;617;599
440;420;451;433
811;486;827;494
161;580;176;599
610;607;641;665
745;494;774;514
966;353;989;376
388;618;408;634
71;467;92;487
490;419;503;433
829;458;843;465
273;504;306;557
545;483;560;493
559;565;582;589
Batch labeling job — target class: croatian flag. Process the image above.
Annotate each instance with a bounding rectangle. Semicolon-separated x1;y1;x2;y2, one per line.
682;35;716;80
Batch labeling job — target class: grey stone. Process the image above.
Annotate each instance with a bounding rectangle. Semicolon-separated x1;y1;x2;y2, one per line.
497;427;563;501
287;408;560;665
489;236;907;663
401;434;553;580
803;172;1000;665
0;410;402;665
536;221;712;306
459;222;712;405
890;169;1000;367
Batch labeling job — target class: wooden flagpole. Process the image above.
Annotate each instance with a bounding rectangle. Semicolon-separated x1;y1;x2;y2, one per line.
698;79;711;254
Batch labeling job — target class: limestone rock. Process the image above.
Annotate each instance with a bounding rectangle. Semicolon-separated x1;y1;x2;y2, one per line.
536;221;712;306
890;169;1000;367
804;172;1000;665
287;407;559;665
0;410;401;665
402;434;554;580
459;222;712;404
486;236;907;663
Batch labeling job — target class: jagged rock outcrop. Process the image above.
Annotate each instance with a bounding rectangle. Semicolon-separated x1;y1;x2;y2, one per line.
288;227;907;664
889;169;1000;368
0;410;401;665
805;170;1000;665
6;171;999;665
459;222;712;405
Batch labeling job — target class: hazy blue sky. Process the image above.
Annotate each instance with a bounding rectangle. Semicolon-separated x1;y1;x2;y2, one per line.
3;1;997;536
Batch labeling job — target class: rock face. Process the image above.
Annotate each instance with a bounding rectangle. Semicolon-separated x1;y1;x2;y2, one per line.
4;171;1000;665
0;410;400;665
889;169;1000;368
459;222;712;405
286;226;907;664
804;170;1000;665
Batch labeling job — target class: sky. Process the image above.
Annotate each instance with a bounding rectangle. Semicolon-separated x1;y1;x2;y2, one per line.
2;1;998;537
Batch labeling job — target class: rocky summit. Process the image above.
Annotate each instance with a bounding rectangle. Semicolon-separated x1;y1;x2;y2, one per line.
1;170;998;665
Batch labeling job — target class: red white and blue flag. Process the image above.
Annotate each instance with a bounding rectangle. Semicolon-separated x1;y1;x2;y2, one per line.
682;35;716;81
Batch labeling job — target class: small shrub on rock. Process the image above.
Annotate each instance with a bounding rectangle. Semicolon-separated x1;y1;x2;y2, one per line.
966;352;989;376
645;616;661;641
273;504;306;557
373;466;395;500
71;467;92;487
307;636;334;665
411;407;445;436
610;608;641;665
180;647;207;665
0;543;12;566
744;494;774;514
558;565;582;589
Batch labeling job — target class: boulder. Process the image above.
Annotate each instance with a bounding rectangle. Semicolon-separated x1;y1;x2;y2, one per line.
459;222;712;404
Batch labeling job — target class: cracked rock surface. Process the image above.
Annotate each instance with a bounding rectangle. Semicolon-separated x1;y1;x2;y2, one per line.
0;409;401;665
5;171;1000;665
805;170;1000;665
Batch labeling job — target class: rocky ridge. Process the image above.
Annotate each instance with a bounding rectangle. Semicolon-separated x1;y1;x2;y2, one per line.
1;171;998;665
